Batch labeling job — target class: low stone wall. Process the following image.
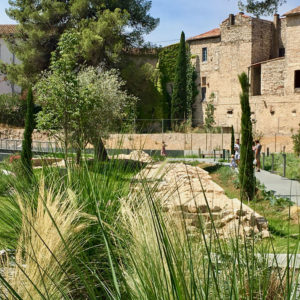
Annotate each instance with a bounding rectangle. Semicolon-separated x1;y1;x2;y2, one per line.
0;126;295;153
106;133;294;153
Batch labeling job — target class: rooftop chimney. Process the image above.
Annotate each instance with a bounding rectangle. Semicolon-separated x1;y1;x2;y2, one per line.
273;14;280;28
229;14;235;25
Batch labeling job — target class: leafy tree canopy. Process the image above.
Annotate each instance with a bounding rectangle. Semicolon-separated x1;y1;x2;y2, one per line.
238;0;286;17
35;30;137;162
4;0;159;86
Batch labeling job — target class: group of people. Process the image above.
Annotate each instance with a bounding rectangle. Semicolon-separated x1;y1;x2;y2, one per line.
231;139;262;172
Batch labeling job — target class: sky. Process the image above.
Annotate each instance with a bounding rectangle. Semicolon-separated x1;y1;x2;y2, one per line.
0;0;299;46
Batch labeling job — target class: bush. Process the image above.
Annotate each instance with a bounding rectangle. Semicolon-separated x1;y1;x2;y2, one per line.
292;125;300;156
0;94;26;127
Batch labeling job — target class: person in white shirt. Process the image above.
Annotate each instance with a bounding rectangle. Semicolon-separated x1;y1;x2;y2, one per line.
234;139;240;165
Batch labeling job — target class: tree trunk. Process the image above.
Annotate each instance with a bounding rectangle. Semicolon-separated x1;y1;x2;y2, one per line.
64;128;68;168
76;148;81;165
94;138;108;162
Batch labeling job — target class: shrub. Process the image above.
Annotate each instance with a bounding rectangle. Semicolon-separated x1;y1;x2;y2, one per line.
292;124;300;156
0;94;26;127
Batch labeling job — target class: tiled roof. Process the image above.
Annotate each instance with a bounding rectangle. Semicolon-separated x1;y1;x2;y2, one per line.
283;6;300;17
0;25;18;35
187;28;220;42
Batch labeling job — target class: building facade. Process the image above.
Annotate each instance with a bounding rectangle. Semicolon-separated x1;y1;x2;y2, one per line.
188;6;300;135
0;25;21;95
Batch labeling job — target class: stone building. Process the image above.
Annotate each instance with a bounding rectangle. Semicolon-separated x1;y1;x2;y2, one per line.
0;25;21;95
188;5;300;135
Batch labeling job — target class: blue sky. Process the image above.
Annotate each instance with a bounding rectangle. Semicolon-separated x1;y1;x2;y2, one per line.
0;0;299;46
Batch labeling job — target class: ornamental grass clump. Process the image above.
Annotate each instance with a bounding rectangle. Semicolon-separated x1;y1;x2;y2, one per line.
1;179;93;299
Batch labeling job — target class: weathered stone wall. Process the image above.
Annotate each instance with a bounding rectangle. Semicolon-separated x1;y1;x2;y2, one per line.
279;18;287;50
0;127;294;153
285;15;300;95
105;133;294;153
251;18;273;63
189;11;300;136
261;58;285;95
190;38;221;124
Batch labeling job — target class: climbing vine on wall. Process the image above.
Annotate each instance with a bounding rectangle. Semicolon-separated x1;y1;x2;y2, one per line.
157;43;198;120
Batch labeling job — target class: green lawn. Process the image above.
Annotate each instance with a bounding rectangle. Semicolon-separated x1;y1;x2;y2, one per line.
203;164;300;253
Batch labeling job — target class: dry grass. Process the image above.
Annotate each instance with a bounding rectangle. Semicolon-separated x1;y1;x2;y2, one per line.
2;179;92;299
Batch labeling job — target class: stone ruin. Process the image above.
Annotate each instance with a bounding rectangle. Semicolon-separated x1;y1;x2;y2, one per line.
133;162;270;239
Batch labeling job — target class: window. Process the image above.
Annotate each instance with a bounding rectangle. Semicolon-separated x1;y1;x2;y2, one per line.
201;87;206;101
202;48;207;62
202;76;207;86
227;109;233;118
252;65;261;96
279;48;285;57
295;70;300;89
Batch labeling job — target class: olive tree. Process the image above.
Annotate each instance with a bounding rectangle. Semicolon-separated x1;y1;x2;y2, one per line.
35;33;137;163
78;66;137;161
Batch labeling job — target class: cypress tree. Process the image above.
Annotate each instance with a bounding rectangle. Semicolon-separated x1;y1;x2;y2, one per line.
231;126;235;155
238;73;254;201
171;31;187;122
21;87;34;177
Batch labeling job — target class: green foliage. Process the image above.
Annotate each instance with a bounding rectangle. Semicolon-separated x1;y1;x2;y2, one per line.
258;183;293;207
292;124;300;156
172;32;187;120
157;40;197;121
186;57;198;118
4;0;158;85
0;94;26;126
238;0;286;17
158;44;180;84
264;153;300;181
21;87;34;177
35;31;137;162
238;72;255;201
121;60;164;120
231;126;235;155
204;93;216;131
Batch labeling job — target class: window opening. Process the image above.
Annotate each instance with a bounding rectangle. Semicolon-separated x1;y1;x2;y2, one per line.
295;70;300;89
252;65;261;96
202;48;207;62
279;48;285;57
227;109;233;117
201;87;206;101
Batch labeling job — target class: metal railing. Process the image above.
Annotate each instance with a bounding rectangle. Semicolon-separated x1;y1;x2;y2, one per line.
0;139;63;153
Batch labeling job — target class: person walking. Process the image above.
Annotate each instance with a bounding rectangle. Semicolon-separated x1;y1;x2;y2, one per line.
234;138;240;165
161;141;167;157
255;140;262;172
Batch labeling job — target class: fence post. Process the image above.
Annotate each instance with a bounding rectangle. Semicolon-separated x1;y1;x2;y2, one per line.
213;150;216;161
262;152;265;170
227;150;230;162
267;147;269;157
271;153;274;173
221;127;224;150
198;148;201;158
283;153;286;177
222;149;225;160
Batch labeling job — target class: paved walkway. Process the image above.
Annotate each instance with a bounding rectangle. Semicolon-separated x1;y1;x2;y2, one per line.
255;170;300;204
167;158;300;204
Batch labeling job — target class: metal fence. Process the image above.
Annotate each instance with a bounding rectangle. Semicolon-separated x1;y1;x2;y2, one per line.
0;139;63;153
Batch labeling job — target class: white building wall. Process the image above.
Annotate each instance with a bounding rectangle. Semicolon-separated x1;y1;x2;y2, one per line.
0;37;21;94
